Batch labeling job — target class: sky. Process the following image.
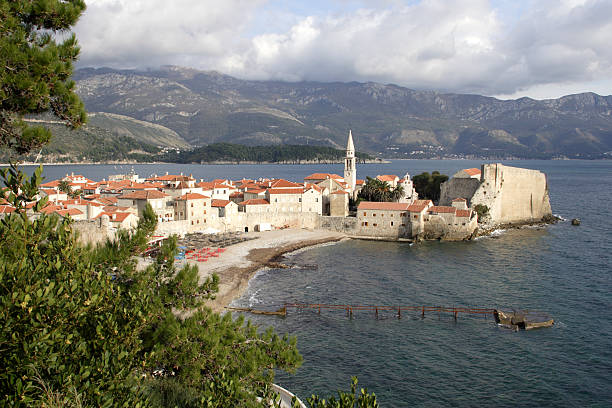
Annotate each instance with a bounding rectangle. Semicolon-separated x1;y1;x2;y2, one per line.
72;0;612;100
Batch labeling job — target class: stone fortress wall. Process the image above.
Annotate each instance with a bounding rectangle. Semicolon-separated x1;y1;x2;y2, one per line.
73;216;113;245
441;163;552;226
439;178;481;207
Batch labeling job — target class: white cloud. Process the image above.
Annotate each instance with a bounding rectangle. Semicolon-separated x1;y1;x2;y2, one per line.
74;0;612;97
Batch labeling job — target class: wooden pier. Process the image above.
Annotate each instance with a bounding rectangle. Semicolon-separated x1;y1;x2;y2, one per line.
226;303;554;329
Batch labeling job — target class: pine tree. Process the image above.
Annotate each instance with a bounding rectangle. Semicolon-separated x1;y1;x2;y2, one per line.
0;0;87;156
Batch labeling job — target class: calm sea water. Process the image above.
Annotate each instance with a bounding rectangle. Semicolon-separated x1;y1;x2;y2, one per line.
14;160;612;406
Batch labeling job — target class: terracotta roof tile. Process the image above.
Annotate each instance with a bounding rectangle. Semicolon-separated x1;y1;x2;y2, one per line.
463;168;481;176
452;198;467;202
238;199;270;206
118;190;168;200
304;173;343;180
176;193;210;200
406;203;428;212
456;209;472;217
56;208;83;217
211;199;232;207
428;206;457;214
376;175;398;182
413;199;433;207
358;202;410;211
270;179;302;188
0;205;16;214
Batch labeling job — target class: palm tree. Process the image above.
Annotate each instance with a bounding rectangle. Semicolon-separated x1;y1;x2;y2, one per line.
358;177;403;202
57;180;72;194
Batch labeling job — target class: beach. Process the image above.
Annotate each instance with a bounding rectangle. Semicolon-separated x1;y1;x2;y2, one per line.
183;229;347;313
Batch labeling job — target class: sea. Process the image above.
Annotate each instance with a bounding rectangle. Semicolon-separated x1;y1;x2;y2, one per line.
14;160;612;407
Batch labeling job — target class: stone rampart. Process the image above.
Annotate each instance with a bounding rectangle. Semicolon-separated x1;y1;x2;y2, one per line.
319;216;359;234
439;178;481;206
73;216;113;246
471;163;552;225
423;214;478;240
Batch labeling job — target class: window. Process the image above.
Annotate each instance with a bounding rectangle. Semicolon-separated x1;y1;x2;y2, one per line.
363;212;366;216
373;213;376;217
299;198;302;202
381;214;384;217
316;198;319;202
414;215;418;219
191;221;194;225
401;223;406;227
364;222;368;226
191;203;194;207
391;222;394;226
373;223;378;227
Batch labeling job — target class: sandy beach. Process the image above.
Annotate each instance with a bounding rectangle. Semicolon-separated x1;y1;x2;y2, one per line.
181;229;347;313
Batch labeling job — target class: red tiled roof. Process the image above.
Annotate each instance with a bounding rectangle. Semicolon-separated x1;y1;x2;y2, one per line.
0;205;15;214
270;179;302;188
376;175;398;182
94;197;118;205
358;202;410;211
245;188;266;194
304;183;323;192
211;199;232;207
40;189;61;195
304;173;343;180
331;190;349;195
40;180;60;188
428;206;457;214
56;208;83;217
229;192;244;198
40;204;62;214
463;168;481;176
118;190;168;200
238;199;270;206
452;198;467;202
413;199;433;207
406;203;428;212
176;193;210;201
196;181;214;189
146;174;193;182
456;209;472;218
268;188;304;195
109;212;133;222
356;179;365;185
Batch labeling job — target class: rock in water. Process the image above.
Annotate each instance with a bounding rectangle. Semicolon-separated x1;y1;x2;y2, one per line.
571;218;581;226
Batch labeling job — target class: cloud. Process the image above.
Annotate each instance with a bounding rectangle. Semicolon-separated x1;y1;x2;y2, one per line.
75;0;265;68
73;0;612;97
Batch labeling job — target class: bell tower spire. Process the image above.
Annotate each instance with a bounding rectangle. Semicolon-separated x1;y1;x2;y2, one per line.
344;129;356;193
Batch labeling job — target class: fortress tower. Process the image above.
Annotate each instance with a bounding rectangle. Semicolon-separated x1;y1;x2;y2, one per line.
344;129;356;193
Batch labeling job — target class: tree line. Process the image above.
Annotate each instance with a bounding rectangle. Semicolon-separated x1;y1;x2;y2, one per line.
163;142;373;164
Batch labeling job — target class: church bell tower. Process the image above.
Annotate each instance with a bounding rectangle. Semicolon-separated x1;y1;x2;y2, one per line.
344;129;356;193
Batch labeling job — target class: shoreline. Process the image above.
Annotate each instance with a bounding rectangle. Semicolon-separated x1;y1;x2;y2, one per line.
186;229;347;313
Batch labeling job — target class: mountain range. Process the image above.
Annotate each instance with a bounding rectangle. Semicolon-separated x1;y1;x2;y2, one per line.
71;65;612;159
